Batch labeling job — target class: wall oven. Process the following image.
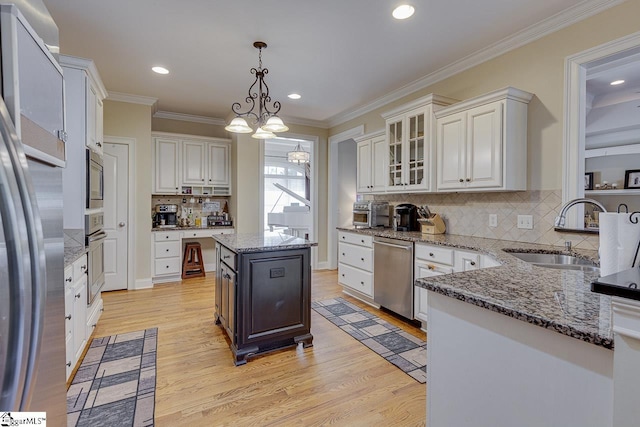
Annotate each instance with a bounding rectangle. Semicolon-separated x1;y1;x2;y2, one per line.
86;149;103;209
85;212;106;305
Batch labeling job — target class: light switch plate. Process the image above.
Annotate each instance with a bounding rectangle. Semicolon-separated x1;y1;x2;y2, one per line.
517;215;533;229
489;214;498;227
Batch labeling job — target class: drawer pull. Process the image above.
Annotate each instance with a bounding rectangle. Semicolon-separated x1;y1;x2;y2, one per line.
470;261;476;266
360;281;364;285
193;233;196;237
166;236;169;239
429;253;434;257
361;239;364;243
66;277;72;283
75;293;81;299
361;258;364;261
428;265;435;270
166;265;169;268
65;314;71;320
459;178;464;183
342;236;345;239
66;362;71;367
223;255;230;259
166;249;169;252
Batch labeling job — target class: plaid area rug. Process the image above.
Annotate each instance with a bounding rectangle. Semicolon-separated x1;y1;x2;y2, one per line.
312;298;426;383
67;328;158;427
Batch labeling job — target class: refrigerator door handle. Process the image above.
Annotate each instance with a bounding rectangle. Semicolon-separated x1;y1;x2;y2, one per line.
0;98;33;411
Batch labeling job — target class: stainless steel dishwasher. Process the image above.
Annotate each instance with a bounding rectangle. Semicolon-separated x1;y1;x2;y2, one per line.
373;237;414;319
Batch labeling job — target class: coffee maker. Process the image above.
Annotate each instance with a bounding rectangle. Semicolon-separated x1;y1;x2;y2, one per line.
393;203;419;231
154;204;178;228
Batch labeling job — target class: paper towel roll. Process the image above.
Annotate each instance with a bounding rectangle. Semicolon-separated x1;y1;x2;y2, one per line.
598;213;620;277
617;214;640;270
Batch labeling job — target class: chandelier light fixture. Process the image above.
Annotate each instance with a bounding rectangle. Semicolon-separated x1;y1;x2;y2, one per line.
225;41;289;139
287;142;310;164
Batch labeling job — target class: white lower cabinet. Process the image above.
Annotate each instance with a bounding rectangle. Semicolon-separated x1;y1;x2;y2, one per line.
64;254;91;380
153;231;182;280
338;231;374;300
414;243;497;325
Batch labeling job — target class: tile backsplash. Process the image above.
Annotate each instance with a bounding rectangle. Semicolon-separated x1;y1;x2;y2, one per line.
372;190;600;250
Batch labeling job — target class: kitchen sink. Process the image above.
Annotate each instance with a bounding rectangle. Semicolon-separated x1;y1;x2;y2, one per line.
505;251;599;272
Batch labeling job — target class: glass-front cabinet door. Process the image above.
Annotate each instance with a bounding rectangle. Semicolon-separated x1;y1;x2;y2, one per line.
387;118;403;190
407;111;426;188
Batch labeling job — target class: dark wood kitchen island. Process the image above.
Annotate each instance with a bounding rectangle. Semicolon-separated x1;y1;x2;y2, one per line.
213;232;316;365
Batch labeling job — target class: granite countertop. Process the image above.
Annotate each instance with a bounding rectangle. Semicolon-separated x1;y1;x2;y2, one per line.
338;227;612;349
151;225;235;232
214;232;318;253
64;229;87;268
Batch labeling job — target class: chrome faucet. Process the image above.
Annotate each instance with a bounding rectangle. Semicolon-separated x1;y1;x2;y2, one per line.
554;198;607;228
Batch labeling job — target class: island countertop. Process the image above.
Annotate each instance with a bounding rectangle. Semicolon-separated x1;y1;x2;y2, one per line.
337;227;612;349
213;232;318;253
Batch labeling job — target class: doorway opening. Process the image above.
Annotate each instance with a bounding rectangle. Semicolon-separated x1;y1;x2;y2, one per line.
262;137;314;241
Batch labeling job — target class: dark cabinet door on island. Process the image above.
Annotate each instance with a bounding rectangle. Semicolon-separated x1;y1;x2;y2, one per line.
215;245;313;365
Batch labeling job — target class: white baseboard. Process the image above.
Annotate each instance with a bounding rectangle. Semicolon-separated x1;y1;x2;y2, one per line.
314;261;330;270
134;277;154;290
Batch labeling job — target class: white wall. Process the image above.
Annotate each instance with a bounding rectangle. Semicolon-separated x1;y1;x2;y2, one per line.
337;139;356;228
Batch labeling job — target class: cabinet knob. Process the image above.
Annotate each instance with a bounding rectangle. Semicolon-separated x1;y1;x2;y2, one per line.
193;233;196;237
466;178;471;182
66;277;72;283
341;274;345;277
470;261;476;266
361;258;364;261
166;249;169;252
66;362;72;367
65;314;72;320
361;239;364;243
342;236;345;239
429;253;434;257
360;281;364;285
342;253;345;256
459;179;464;183
97;141;102;147
223;255;230;259
428;265;435;270
166;265;169;268
166;236;169;239
75;293;81;299
81;265;87;271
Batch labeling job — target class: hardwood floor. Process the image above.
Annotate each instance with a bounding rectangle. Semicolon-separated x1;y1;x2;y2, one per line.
92;270;426;426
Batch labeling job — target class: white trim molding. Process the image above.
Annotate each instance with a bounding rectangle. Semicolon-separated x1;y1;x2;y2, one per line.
328;0;625;128
153;110;226;126
107;91;158;106
563;30;640;216
134;278;154;290
327;125;365;270
104;135;137;292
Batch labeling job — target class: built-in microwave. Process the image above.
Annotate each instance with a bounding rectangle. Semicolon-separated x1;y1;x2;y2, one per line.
86;149;103;209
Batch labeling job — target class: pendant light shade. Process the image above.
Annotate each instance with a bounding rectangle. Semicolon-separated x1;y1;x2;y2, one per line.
287;143;310;164
224;117;253;133
262;116;289;133
251;127;277;140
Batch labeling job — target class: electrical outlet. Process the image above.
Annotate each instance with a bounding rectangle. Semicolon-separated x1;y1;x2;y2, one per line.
489;214;498;227
517;215;533;230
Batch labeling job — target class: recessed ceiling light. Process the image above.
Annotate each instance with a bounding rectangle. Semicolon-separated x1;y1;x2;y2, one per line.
610;79;625;86
392;4;415;20
152;66;169;75
288;93;301;100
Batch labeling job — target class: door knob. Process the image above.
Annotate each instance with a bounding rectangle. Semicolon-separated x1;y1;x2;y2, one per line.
119;222;126;227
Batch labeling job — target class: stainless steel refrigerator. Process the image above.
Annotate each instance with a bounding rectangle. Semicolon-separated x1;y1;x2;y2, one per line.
0;1;66;424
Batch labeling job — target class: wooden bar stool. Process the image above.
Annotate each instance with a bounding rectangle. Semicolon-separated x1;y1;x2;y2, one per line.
182;242;205;279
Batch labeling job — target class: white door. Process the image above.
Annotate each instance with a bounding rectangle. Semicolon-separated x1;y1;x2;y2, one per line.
437;112;466;190
371;135;387;191
103;142;129;291
466;102;503;189
356;139;372;192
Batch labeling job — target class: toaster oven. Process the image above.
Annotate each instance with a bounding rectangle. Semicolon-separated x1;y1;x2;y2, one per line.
352;201;389;228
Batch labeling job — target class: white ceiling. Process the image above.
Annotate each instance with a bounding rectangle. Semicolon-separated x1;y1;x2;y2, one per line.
42;0;618;127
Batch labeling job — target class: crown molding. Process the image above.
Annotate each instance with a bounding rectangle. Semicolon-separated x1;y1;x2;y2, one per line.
281;115;329;129
59;54;108;99
327;0;625;128
106;91;158;106
152;110;226;126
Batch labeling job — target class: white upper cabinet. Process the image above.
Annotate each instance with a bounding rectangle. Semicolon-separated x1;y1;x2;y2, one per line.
207;142;230;187
152;133;231;195
60;55;107;157
356;130;386;193
435;87;533;192
382;94;458;193
182;140;207;185
154;137;181;194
